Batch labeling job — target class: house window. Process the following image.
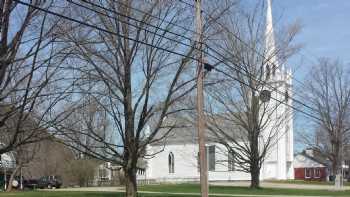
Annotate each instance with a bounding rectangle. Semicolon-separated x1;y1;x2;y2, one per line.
228;151;235;171
99;168;108;180
314;168;321;178
208;145;216;171
111;169;118;179
305;168;313;178
138;168;145;175
198;146;216;172
168;152;175;174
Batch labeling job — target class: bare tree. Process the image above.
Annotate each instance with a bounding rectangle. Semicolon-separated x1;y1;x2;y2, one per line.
21;137;76;187
65;158;100;187
61;97;110;159
205;0;299;188
50;1;200;196
0;0;69;158
303;58;350;177
5;143;38;191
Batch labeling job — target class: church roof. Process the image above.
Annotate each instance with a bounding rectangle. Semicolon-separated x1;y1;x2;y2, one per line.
295;148;330;167
150;113;243;146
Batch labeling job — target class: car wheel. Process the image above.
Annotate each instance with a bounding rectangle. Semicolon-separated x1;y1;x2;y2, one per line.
47;184;52;189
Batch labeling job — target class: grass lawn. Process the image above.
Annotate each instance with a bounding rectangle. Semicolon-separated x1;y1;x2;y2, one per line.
139;184;350;196
0;184;349;197
267;179;350;186
0;191;201;197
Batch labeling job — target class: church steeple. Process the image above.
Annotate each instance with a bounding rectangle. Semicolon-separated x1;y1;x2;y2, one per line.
265;0;279;74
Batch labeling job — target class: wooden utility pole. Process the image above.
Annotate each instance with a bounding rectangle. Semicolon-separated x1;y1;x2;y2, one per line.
195;0;208;196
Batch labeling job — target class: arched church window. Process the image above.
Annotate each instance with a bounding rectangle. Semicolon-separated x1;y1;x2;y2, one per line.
197;152;200;172
208;145;216;171
168;152;175;174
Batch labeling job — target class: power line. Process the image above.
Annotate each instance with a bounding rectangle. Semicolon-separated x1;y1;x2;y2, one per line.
104;0;309;98
13;0;199;62
212;66;322;122
64;0;200;62
106;0;200;36
68;0;195;44
14;0;321;122
68;0;315;114
176;0;318;115
176;0;309;94
177;0;281;68
174;0;309;102
205;44;318;113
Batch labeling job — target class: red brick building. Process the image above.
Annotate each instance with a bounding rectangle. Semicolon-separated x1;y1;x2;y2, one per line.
293;150;329;181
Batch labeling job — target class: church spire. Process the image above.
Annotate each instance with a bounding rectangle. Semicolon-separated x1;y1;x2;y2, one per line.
265;0;279;72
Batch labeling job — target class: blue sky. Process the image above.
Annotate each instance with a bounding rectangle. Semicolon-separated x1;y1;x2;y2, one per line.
273;0;350;75
269;0;350;151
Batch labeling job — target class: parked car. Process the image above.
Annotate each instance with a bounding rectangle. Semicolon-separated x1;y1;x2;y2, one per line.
22;179;39;189
37;176;62;189
11;176;39;190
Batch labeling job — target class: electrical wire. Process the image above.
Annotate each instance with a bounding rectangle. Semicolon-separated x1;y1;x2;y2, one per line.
13;0;199;62
67;0;316;114
102;0;200;37
132;0;310;105
14;0;321;122
176;0;309;92
68;0;195;44
211;66;322;122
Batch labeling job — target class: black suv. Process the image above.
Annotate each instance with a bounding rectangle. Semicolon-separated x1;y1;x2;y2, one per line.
37;176;62;189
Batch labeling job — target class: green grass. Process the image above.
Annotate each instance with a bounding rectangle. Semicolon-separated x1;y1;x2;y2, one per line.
0;191;198;197
267;179;350;186
1;183;350;197
139;184;350;196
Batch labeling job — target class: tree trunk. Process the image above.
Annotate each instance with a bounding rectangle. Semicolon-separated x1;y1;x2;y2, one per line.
331;142;341;176
332;158;338;176
250;126;261;189
6;165;20;192
250;162;260;189
125;166;137;197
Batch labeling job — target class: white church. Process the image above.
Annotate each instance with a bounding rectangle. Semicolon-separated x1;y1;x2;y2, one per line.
138;0;294;182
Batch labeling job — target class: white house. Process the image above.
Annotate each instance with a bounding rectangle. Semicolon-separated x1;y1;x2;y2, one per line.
94;162;122;186
0;153;15;169
139;0;294;183
0;152;16;189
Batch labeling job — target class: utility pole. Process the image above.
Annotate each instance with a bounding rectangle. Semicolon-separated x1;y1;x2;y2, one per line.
195;0;208;197
20;166;23;190
4;165;6;190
